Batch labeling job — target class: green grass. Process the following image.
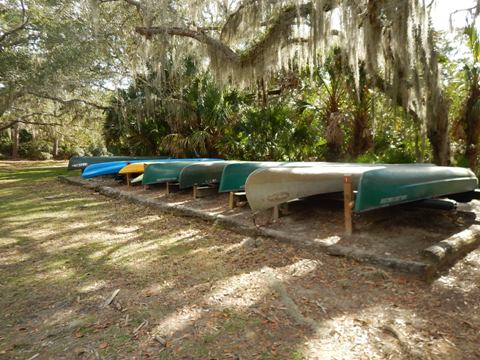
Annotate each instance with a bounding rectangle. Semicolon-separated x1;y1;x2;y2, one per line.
0;167;71;181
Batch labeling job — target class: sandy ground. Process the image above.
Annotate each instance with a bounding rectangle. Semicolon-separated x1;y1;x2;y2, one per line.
0;161;479;359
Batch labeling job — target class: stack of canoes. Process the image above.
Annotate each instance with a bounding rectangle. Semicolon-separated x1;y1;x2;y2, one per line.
71;156;479;213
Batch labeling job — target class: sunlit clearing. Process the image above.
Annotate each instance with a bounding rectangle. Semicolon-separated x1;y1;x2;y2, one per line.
152;306;204;338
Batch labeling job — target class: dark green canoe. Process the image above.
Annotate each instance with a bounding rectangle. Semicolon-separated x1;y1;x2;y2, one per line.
179;161;232;189
142;162;200;185
219;162;283;192
355;166;478;212
68;156;167;170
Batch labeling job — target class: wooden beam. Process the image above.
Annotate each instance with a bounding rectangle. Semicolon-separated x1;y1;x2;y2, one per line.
272;205;280;223
343;175;354;235
126;173;131;187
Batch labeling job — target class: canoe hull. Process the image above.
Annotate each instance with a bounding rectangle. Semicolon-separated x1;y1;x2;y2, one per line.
119;161;168;175
142;162;206;185
355;166;478;212
219;162;282;192
179;162;233;189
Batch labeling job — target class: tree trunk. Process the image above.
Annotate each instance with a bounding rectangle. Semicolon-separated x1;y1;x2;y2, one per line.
351;111;372;158
427;96;450;165
461;79;480;172
53;137;59;158
11;123;19;159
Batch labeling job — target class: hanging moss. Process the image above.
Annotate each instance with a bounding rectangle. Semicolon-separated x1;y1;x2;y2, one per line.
126;0;450;162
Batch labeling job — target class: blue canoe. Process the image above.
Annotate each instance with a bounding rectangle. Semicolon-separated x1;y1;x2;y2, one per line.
82;158;222;179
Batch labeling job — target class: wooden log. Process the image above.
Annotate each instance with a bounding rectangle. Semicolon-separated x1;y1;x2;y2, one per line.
229;192;235;209
422;227;480;265
343;175;354;236
126;173;131;187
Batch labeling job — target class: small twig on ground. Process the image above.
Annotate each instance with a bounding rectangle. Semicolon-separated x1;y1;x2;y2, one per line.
124;314;129;327
103;289;120;308
154;335;167;346
26;354;40;360
133;320;148;334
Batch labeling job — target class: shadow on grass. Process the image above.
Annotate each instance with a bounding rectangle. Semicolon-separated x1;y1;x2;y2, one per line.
0;166;479;359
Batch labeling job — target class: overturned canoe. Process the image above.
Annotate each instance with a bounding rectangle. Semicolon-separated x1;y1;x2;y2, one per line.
355;166;478;212
119;161;169;175
82;158;221;179
68;156;166;170
142;161;218;185
219;162;283;192
245;164;381;211
179;161;235;189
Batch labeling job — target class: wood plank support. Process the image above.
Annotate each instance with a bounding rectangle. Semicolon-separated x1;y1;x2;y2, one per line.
272;205;280;223
166;182;180;194
126;173;131;187
193;185;218;199
228;191;247;209
343;175;354;236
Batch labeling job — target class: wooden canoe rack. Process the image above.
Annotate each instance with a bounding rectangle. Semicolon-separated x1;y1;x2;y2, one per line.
166;182;181;194
228;191;247;209
193;185;218;199
126;173;131;187
272;203;289;223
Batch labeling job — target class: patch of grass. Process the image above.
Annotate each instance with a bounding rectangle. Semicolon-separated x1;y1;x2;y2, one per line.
0;167;70;182
163;244;193;256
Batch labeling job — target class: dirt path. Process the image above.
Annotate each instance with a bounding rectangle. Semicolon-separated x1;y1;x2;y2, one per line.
0;162;479;359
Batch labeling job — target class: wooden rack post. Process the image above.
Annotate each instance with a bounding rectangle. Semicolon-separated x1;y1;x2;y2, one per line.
343;175;353;235
126;173;131;187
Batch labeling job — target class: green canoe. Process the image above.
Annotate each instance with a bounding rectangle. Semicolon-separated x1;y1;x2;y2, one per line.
142;162;202;185
68;156;167;170
354;165;478;212
179;161;233;189
219;162;283;192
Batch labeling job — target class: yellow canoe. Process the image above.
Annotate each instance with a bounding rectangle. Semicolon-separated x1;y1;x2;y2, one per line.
119;162;159;175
